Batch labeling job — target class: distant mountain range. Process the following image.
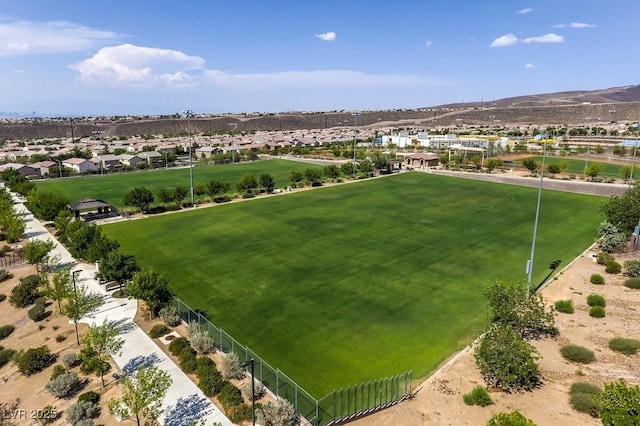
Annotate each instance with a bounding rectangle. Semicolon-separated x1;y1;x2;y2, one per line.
1;85;639;140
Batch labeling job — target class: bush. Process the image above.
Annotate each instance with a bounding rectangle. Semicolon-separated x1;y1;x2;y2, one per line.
0;324;15;340
257;397;300;426
50;364;67;381
486;411;536;426
0;347;16;368
605;260;621;274
9;274;42;308
78;390;100;404
569;381;602;417
586;294;606;307
168;336;190;356
0;269;12;282
28;301;47;322
198;367;225;397
15;346;56;376
55;334;66;342
149;324;171;338
241;380;266;401
623;260;640;277
219;381;244;410
0;294;6;303
221;352;244;380
597;252;615;265
589;306;606;318
554;300;574;314
187;322;215;354
158;305;181;327
35;404;59;424
600;379;640;424
590;274;605;285
624;278;640;289
608;337;640;355
45;371;82;398
560;344;596;364
462;385;493;406
62;352;80;368
195;356;216;376
227;403;252;424
66;401;99;425
179;346;197;373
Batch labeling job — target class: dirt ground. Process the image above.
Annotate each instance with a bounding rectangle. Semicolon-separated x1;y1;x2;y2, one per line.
352;249;640;426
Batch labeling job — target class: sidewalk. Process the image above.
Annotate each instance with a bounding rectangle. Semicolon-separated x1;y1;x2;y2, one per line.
12;194;234;426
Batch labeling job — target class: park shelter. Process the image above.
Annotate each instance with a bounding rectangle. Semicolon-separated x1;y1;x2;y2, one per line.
69;198;117;221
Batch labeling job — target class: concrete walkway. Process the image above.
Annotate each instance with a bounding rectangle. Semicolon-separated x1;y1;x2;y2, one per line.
11;192;233;426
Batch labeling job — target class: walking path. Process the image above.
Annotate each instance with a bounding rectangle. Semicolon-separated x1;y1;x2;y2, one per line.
11;192;233;426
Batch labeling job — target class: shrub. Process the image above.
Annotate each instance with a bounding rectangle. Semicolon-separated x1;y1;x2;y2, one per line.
0;294;6;302
486;411;536;426
586;294;606;307
66;401;99;425
179;346;197;373
35;404;58;424
624;278;640;289
15;346;56;376
198;367;225;397
462;385;493;407
219;381;244;410
590;274;605;285
45;371;82;398
9;274;42;308
55;334;67;342
0;269;12;282
28;301;47;322
560;344;596;364
195;356;217;377
596;252;615;265
187;322;215;354
158;305;181;327
608;337;640;355
604;260;621;274
569;382;602;417
600;379;640;425
78;390;100;404
149;324;171;338
257;397;300;426
623;260;640;277
0;347;17;368
0;324;15;340
168;336;190;356
589;306;606;318
50;364;67;381
221;352;244;380
62;352;80;368
554;300;574;314
227;403;252;423
241;380;266;401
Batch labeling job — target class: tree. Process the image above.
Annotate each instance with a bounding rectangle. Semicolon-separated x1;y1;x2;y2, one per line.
108;365;172;426
82;319;124;387
172;185;188;206
521;158;539;174
123;187;154;213
288;170;303;185
484;159;503;173
53;210;73;242
474;324;541;392
23;239;55;274
62;279;104;345
358;159;375;177
619;165;633;181
323;164;341;180
157;188;174;206
98;250;139;287
546;163;561;177
205;180;231;198
259;173;276;193
26;191;69;221
1;211;25;243
41;266;72;312
340;162;355;177
65;220;119;262
237;173;259;193
601;185;640;234
585;162;604;179
304;168;323;185
599;379;640;425
127;267;171;318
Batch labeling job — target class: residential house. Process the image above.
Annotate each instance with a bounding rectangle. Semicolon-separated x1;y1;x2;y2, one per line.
117;154;145;169
137;151;163;168
34;160;57;176
0;163;41;178
62;157;98;174
100;154;122;172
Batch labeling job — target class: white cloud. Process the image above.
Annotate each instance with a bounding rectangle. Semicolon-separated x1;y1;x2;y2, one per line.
70;44;205;89
490;34;518;47
524;63;535;68
0;19;122;56
425;40;434;48
553;22;596;29
315;32;336;41
203;69;455;89
517;8;534;14
522;33;564;43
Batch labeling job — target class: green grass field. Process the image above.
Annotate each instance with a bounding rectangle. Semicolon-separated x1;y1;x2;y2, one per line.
101;172;604;396
517;156;628;177
35;159;322;209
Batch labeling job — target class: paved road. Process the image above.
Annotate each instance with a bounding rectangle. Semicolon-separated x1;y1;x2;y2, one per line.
10;191;233;426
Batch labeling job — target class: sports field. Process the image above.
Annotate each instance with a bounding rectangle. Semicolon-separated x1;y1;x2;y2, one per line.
102;172;604;396
35;159;321;209
518;156;629;177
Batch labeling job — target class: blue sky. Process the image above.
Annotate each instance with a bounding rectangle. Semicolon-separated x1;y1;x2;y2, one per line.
1;0;638;116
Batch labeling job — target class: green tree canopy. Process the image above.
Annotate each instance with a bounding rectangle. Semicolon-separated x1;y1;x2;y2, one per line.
237;173;259;193
259;173;276;193
599;379;640;425
521;158;539;174
82;319;124;387
127;267;171;317
23;239;55;274
98;250;139;286
123;187;154;213
601;185;640;234
27;191;69;221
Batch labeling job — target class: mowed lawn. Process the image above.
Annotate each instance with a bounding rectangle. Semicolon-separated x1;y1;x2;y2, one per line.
35;159;321;209
102;172;604;396
518;156;628;177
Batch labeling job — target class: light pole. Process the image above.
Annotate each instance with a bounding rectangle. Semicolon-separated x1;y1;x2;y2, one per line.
71;270;81;345
57;160;63;178
228;123;238;164
526;140;548;296
352;111;360;179
583;117;598;177
240;359;255;426
182;110;195;206
630;122;639;188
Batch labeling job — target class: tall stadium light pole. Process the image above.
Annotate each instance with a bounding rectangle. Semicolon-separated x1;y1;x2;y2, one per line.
352;111;360;179
183;110;195;206
583;117;595;177
630;122;639;188
526;140;548;296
